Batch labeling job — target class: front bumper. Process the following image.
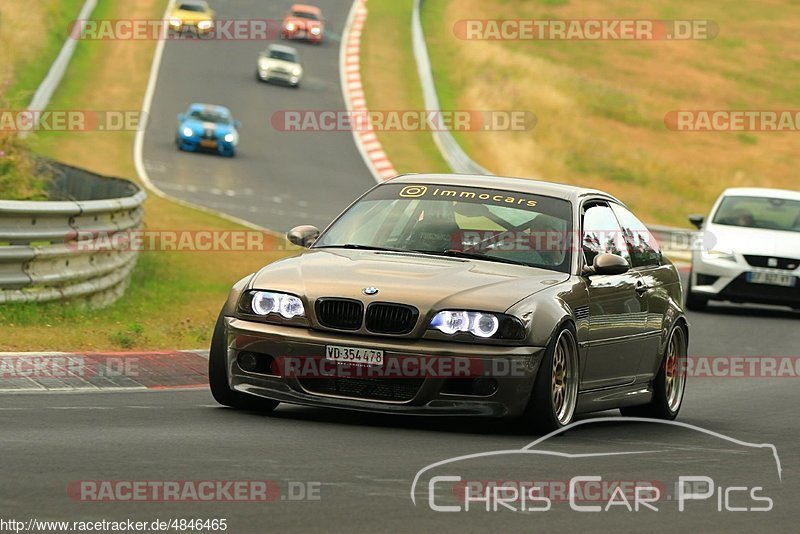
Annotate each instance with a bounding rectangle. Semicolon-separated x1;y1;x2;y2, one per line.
282;28;323;41
169;21;213;34
690;252;800;306
178;134;235;155
258;68;301;86
225;318;544;417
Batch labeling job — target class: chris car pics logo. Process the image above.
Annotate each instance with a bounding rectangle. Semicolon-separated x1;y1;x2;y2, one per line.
400;185;428;198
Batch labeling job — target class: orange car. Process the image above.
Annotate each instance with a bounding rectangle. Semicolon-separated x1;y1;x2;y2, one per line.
281;4;324;42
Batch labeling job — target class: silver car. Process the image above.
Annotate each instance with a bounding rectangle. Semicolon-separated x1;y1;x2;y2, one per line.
256;44;303;88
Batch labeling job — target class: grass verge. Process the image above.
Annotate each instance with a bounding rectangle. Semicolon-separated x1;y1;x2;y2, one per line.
360;0;449;175
0;0;293;350
362;0;799;227
421;0;800;226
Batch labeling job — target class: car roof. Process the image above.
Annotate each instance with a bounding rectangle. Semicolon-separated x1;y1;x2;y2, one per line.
386;173;621;204
187;103;231;115
266;44;298;55
290;4;322;14
721;187;800;201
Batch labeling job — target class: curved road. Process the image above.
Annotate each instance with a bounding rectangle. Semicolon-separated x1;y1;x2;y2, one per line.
141;0;374;232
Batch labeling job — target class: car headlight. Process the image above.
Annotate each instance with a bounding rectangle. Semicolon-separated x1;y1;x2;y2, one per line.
197;20;212;30
182;127;193;137
169;18;181;26
703;248;737;263
430;311;499;338
285;22;295;31
292;67;302;76
310;27;321;35
248;291;305;319
259;59;270;70
223;133;235;143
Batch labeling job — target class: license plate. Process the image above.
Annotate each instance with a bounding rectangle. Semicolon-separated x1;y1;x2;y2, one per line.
747;272;796;287
200;139;217;148
297;30;306;38
326;345;384;366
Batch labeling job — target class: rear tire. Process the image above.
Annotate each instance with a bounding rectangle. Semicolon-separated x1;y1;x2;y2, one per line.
209;309;279;411
521;323;579;434
620;324;687;420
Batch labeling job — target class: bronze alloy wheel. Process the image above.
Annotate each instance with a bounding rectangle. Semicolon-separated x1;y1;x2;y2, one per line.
552;328;579;426
664;326;688;413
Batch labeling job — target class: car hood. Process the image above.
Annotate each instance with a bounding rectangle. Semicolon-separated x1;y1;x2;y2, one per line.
260;58;301;71
250;249;570;313
171;9;212;22
181;119;234;136
706;223;800;258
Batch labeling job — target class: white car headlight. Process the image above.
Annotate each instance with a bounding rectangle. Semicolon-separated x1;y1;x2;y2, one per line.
310;27;321;35
430;311;499;338
197;20;212;30
285;22;295;31
169;18;181;26
223;133;235;143
182;127;193;137
259;59;270;70
702;248;737;263
292;66;302;76
251;291;305;319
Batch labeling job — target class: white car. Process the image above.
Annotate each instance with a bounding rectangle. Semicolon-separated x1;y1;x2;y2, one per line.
256;44;303;88
687;187;800;311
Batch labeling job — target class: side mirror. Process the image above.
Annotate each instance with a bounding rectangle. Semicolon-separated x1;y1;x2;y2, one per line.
584;253;630;276
287;225;319;248
688;214;705;230
233;120;241;128
177;113;185;121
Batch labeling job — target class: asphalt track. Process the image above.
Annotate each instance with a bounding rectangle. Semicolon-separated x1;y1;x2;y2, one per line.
8;0;798;531
1;273;798;532
141;0;375;232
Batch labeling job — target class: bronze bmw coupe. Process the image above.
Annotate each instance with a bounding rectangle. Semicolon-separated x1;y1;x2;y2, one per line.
209;174;688;431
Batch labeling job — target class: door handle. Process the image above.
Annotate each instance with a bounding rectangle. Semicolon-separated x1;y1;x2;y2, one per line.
635;281;649;296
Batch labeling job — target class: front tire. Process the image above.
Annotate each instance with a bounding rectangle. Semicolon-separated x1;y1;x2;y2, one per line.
209;309;279;411
521;323;579;433
621;324;687;420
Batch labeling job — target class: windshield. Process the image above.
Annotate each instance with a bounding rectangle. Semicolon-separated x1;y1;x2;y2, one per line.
178;3;207;12
712;195;800;233
187;109;230;124
269;50;297;62
314;183;574;272
291;11;319;20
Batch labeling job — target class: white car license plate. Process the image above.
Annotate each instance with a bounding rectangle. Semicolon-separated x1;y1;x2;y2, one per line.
325;345;384;366
747;272;796;287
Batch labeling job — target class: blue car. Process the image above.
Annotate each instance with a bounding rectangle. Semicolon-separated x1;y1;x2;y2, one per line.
176;103;240;157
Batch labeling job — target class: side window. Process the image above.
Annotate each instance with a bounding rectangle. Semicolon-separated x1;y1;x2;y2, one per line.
611;204;662;267
582;203;630;267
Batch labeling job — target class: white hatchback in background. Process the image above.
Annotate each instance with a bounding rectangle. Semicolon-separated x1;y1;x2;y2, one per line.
687;187;800;311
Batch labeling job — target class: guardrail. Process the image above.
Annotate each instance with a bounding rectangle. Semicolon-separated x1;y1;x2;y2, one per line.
410;0;694;262
0;161;146;306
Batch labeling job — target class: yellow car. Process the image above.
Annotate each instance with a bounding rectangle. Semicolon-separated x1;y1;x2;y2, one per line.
168;0;215;35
